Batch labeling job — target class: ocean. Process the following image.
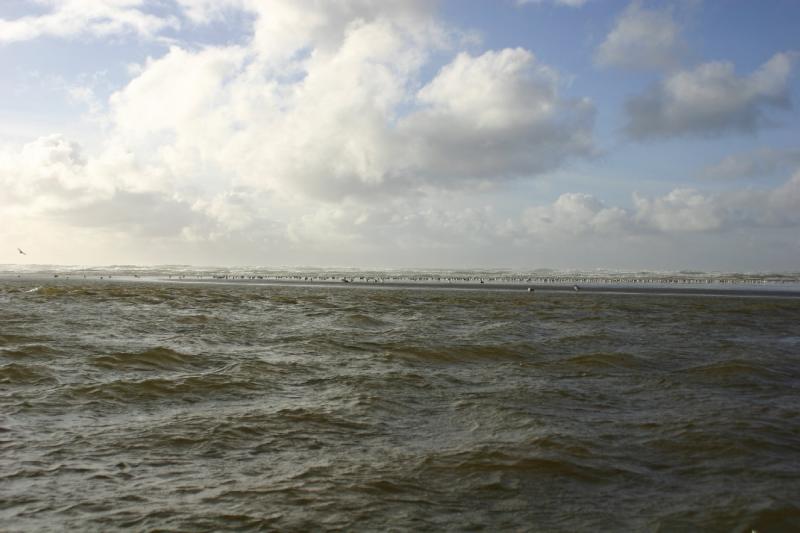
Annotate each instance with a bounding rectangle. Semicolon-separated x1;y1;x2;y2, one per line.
2;267;800;531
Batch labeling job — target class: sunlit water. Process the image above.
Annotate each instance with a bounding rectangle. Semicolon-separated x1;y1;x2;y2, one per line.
2;272;800;531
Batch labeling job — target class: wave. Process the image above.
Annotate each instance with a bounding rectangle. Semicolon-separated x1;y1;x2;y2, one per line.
417;447;626;483
90;347;205;372
0;363;58;385
175;314;210;324
388;343;535;363
653;501;800;532
27;286;95;297
0;344;61;359
679;360;793;384
0;333;38;344
337;313;392;329
54;372;263;406
555;351;641;369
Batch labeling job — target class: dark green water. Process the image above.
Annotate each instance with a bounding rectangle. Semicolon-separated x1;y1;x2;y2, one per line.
2;278;800;531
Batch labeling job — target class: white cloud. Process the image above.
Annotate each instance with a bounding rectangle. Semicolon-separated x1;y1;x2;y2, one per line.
633;188;721;232
699;147;800;180
0;0;179;43
0;135;98;213
99;6;594;202
522;172;800;238
598;4;796;141
0;133;287;251
247;0;440;64
108;43;248;183
522;193;627;236
595;2;683;71
400;48;595;185
720;171;800;228
173;0;248;25
767;172;800;225
632;174;800;233
626;52;796;138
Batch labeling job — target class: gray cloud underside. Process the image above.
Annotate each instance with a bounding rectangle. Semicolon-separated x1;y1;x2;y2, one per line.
700;147;800;180
625;53;795;139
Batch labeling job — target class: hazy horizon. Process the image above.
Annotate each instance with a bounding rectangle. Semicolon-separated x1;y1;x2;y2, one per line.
4;263;800;278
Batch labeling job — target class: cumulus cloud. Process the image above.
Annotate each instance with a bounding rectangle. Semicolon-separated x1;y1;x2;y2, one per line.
522;193;627;236
599;3;797;141
633;174;800;232
633;188;721;232
0;133;288;250
720;171;800;228
595;2;683;70
98;3;594;202
625;52;796;139
400;48;595;185
520;171;800;239
0;0;179;43
699;147;800;180
0;135;98;212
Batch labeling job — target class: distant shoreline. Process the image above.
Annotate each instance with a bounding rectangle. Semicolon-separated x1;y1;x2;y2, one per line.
3;273;800;298
160;276;800;298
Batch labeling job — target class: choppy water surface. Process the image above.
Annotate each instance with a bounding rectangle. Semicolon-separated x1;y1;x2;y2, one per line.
2;276;800;531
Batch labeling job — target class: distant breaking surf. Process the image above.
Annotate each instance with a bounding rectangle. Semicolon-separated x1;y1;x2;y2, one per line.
2;265;800;297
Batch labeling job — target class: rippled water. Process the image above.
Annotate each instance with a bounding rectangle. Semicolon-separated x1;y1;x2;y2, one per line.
2;276;800;531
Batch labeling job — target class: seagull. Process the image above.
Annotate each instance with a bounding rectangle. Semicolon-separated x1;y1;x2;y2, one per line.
18;248;26;255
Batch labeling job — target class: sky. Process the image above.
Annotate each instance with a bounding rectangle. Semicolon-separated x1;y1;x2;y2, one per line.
1;0;799;271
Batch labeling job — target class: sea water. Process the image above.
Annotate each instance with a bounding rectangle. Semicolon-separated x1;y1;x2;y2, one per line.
1;268;799;531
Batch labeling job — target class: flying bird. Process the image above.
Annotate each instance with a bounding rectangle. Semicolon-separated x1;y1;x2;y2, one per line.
18;248;26;255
